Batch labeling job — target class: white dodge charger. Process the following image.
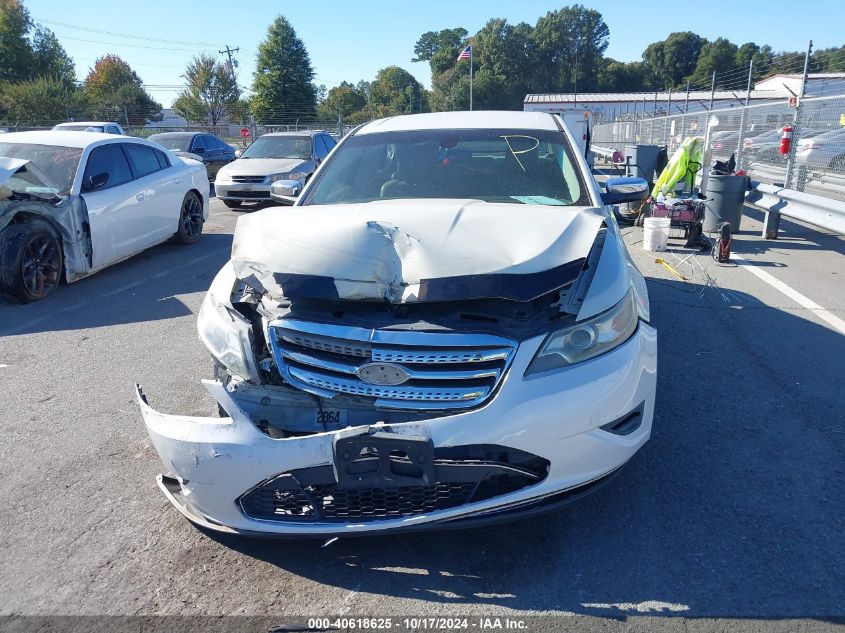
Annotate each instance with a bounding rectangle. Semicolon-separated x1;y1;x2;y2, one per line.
0;131;209;303
138;111;656;537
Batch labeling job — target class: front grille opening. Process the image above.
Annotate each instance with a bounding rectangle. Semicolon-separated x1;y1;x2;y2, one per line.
270;322;517;411
239;445;550;523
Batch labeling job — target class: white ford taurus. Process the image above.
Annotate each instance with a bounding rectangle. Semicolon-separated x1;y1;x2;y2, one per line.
138;111;656;537
0;131;209;303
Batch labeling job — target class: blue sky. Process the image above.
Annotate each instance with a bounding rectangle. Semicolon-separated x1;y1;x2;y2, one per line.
24;0;843;106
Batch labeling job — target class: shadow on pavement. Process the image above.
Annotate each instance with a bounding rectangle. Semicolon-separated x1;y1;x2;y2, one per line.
0;233;232;336
204;277;845;621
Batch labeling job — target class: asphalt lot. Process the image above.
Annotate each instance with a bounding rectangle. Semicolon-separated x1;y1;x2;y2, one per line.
0;197;843;630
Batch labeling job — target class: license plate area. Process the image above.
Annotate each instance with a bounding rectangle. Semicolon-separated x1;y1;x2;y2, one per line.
333;432;434;489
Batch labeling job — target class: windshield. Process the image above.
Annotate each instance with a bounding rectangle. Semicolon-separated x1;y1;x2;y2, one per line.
302;128;588;206
56;125;104;132
149;135;192;151
240;136;311;159
0;143;82;197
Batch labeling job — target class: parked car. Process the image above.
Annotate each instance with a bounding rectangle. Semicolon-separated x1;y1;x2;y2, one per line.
709;130;740;154
137;110;656;537
148;132;236;181
795;128;845;171
52;121;125;135
0;131;208;303
213;130;336;208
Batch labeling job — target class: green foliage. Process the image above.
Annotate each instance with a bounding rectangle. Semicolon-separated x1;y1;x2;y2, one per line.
643;32;705;89
250;15;316;124
689;37;739;88
370;66;426;114
0;75;74;124
0;0;74;84
599;59;648;92
412;28;468;75
172;53;240;125
81;55;162;125
316;81;366;120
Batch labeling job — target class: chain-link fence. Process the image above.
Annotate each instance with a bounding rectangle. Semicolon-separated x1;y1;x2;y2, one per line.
592;93;845;202
0;120;353;148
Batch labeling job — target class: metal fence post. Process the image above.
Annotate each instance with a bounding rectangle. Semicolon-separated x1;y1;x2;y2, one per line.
663;87;672;147
785;40;813;191
735;59;754;169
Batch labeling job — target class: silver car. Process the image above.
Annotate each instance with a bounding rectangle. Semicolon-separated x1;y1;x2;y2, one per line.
214;131;336;208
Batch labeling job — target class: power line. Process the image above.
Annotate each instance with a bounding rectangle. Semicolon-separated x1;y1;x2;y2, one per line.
34;17;225;47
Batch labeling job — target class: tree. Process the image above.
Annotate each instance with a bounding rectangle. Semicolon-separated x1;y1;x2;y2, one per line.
0;0;33;83
172;53;240;125
30;26;74;85
412;27;467;75
81;55;161;125
251;15;316;124
531;5;609;93
689;38;739;88
643;32;705;89
0;76;74;124
599;59;648;92
0;0;74;85
316;81;366;120
472;19;535;109
369;66;426;115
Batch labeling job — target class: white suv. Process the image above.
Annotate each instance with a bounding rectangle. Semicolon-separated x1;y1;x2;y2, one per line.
138;111;656;536
52;121;125;135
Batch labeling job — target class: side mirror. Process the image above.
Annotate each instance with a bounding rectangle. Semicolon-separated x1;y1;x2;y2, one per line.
85;172;110;190
601;177;649;205
234;149;242;158
270;180;301;204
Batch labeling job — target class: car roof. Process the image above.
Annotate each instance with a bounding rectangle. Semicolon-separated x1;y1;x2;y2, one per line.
149;132;197;138
261;131;325;137
54;121;120;127
356;111;560;135
0;130;144;149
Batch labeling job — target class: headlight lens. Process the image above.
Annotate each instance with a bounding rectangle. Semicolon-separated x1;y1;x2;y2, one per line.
215;172;231;182
197;290;260;382
525;288;639;375
268;172;305;182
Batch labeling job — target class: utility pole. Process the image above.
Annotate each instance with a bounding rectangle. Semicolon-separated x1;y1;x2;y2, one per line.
219;45;240;82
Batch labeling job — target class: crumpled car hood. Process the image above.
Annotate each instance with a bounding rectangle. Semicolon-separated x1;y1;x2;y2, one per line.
0;157;62;203
231;199;604;303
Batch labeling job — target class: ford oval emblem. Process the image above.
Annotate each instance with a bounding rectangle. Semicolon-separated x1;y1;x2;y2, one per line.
356;362;410;386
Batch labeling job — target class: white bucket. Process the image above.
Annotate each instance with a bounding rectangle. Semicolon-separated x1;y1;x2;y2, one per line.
643;217;671;252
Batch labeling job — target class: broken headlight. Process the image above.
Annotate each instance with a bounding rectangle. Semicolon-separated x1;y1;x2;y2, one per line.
197;290;261;383
525;288;638;375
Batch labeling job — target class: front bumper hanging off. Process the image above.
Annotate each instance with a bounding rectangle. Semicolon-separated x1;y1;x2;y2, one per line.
137;324;657;537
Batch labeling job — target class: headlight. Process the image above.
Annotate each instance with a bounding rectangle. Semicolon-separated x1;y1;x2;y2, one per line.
215;172;231;182
268;172;305;182
197;290;260;382
525;288;639;375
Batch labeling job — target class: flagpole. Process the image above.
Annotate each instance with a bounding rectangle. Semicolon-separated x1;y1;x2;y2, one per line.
469;46;473;111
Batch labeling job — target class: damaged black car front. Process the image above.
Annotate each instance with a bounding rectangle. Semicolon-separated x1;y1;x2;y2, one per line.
137;111;657;536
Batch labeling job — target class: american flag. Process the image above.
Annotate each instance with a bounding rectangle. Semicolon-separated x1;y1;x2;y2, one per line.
457;45;471;61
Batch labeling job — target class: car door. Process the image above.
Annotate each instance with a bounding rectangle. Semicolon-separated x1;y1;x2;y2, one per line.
205;135;228;179
313;135;330;168
122;143;184;245
80;143;148;270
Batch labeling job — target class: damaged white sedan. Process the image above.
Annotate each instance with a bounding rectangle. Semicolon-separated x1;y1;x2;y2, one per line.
0;131;208;303
138;111;656;536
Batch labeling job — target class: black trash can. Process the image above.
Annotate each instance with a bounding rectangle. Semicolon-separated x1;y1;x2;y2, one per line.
703;174;749;233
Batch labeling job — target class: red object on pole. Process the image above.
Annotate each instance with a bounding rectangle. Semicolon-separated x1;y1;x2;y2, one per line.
779;126;793;155
240;127;251;139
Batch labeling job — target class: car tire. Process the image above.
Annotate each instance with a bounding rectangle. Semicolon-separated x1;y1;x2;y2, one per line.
829;155;845;172
0;219;63;304
175;191;204;245
222;200;241;209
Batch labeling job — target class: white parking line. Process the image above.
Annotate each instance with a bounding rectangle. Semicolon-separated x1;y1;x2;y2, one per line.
732;253;845;335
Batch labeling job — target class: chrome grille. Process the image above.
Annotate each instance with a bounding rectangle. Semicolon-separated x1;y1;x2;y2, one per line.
269;319;516;410
231;175;266;183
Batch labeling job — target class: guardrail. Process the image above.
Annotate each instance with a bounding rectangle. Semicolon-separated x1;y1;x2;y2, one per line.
745;180;845;238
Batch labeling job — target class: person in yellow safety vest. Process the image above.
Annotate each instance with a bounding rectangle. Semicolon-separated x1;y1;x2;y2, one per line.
652;136;704;198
